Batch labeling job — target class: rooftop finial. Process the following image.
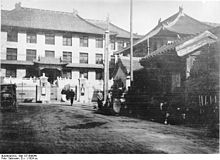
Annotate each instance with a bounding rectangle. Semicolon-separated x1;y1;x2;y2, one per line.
73;8;78;15
158;18;161;25
179;6;183;13
15;2;21;9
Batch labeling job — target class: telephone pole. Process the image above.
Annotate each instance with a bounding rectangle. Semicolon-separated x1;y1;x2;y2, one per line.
104;15;110;102
130;0;133;83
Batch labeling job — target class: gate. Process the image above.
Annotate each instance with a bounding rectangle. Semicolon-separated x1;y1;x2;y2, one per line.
51;85;58;100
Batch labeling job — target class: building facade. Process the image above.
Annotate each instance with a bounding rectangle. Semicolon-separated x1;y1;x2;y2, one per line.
0;3;140;102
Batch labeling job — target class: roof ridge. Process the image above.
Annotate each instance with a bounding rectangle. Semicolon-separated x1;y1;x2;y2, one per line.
86;18;105;23
86;18;141;37
77;15;106;32
19;7;77;16
184;14;213;28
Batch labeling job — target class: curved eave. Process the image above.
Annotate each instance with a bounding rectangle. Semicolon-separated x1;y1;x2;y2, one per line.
1;60;34;66
33;61;67;66
66;63;103;69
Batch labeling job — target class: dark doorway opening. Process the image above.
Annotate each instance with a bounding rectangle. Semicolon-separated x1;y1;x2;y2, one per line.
41;68;61;84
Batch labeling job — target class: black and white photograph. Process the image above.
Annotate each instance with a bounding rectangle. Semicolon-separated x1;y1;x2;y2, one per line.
0;0;219;157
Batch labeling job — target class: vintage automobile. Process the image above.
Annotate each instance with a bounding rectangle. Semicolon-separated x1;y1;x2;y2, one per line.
0;84;17;111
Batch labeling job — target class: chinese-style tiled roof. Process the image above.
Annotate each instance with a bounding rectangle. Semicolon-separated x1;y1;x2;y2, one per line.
1;5;105;35
86;19;141;39
66;63;103;69
140;30;218;63
204;22;220;28
116;7;213;54
118;56;143;74
1;60;34;65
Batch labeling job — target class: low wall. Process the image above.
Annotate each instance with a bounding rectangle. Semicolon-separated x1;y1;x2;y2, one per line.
16;85;37;102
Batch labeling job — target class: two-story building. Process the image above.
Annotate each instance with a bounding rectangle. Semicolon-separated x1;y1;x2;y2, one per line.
0;3;140;102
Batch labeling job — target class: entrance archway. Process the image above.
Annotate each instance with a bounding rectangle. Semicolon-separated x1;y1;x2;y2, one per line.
41;68;61;84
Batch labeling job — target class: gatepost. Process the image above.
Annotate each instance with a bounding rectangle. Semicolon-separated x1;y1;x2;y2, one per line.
37;73;51;103
78;76;87;103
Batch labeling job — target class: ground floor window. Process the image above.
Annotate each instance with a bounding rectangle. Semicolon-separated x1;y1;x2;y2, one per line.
80;70;88;79
62;70;72;79
96;70;103;80
6;69;16;77
26;68;38;77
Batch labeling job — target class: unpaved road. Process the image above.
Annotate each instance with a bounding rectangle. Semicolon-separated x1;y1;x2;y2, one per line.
0;102;219;153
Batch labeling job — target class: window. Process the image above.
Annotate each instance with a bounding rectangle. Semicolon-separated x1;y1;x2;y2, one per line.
96;37;103;48
96;70;103;80
45;50;55;57
80;53;88;64
80;70;88;79
26;69;37;77
27;33;37;43
6;69;16;78
63;35;72;46
117;41;124;50
63;52;72;63
7;30;18;42
111;39;115;50
171;73;181;91
126;42;130;47
6;48;17;60
45;34;55;45
62;70;72;79
80;36;88;47
26;49;36;61
96;54;103;64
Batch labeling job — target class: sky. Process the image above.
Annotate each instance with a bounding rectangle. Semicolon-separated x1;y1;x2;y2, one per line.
1;0;220;35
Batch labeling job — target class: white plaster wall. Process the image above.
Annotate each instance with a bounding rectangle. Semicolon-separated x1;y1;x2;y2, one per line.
1;68;6;77
17;69;26;78
1;31;123;63
72;70;79;79
1;31;7;60
88;71;96;83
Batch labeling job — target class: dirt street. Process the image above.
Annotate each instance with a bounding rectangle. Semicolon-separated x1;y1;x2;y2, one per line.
0;102;219;153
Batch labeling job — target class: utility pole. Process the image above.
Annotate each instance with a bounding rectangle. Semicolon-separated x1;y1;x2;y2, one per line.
147;38;150;55
130;0;133;83
104;15;110;102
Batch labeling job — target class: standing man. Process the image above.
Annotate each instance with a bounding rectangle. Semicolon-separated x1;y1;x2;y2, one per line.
97;90;103;110
69;89;75;106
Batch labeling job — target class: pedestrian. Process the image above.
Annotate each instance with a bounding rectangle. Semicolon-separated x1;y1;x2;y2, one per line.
69;89;75;106
97;90;103;110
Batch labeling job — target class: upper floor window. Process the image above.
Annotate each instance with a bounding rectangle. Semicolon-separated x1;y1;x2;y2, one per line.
26;49;37;61
27;33;37;43
117;41;124;50
6;69;16;78
7;30;18;42
63;35;72;46
96;37;103;48
80;36;88;47
96;70;103;80
96;54;103;64
111;39;115;50
45;50;55;58
45;34;55;45
80;70;88;79
80;53;88;64
6;48;17;60
63;52;72;63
